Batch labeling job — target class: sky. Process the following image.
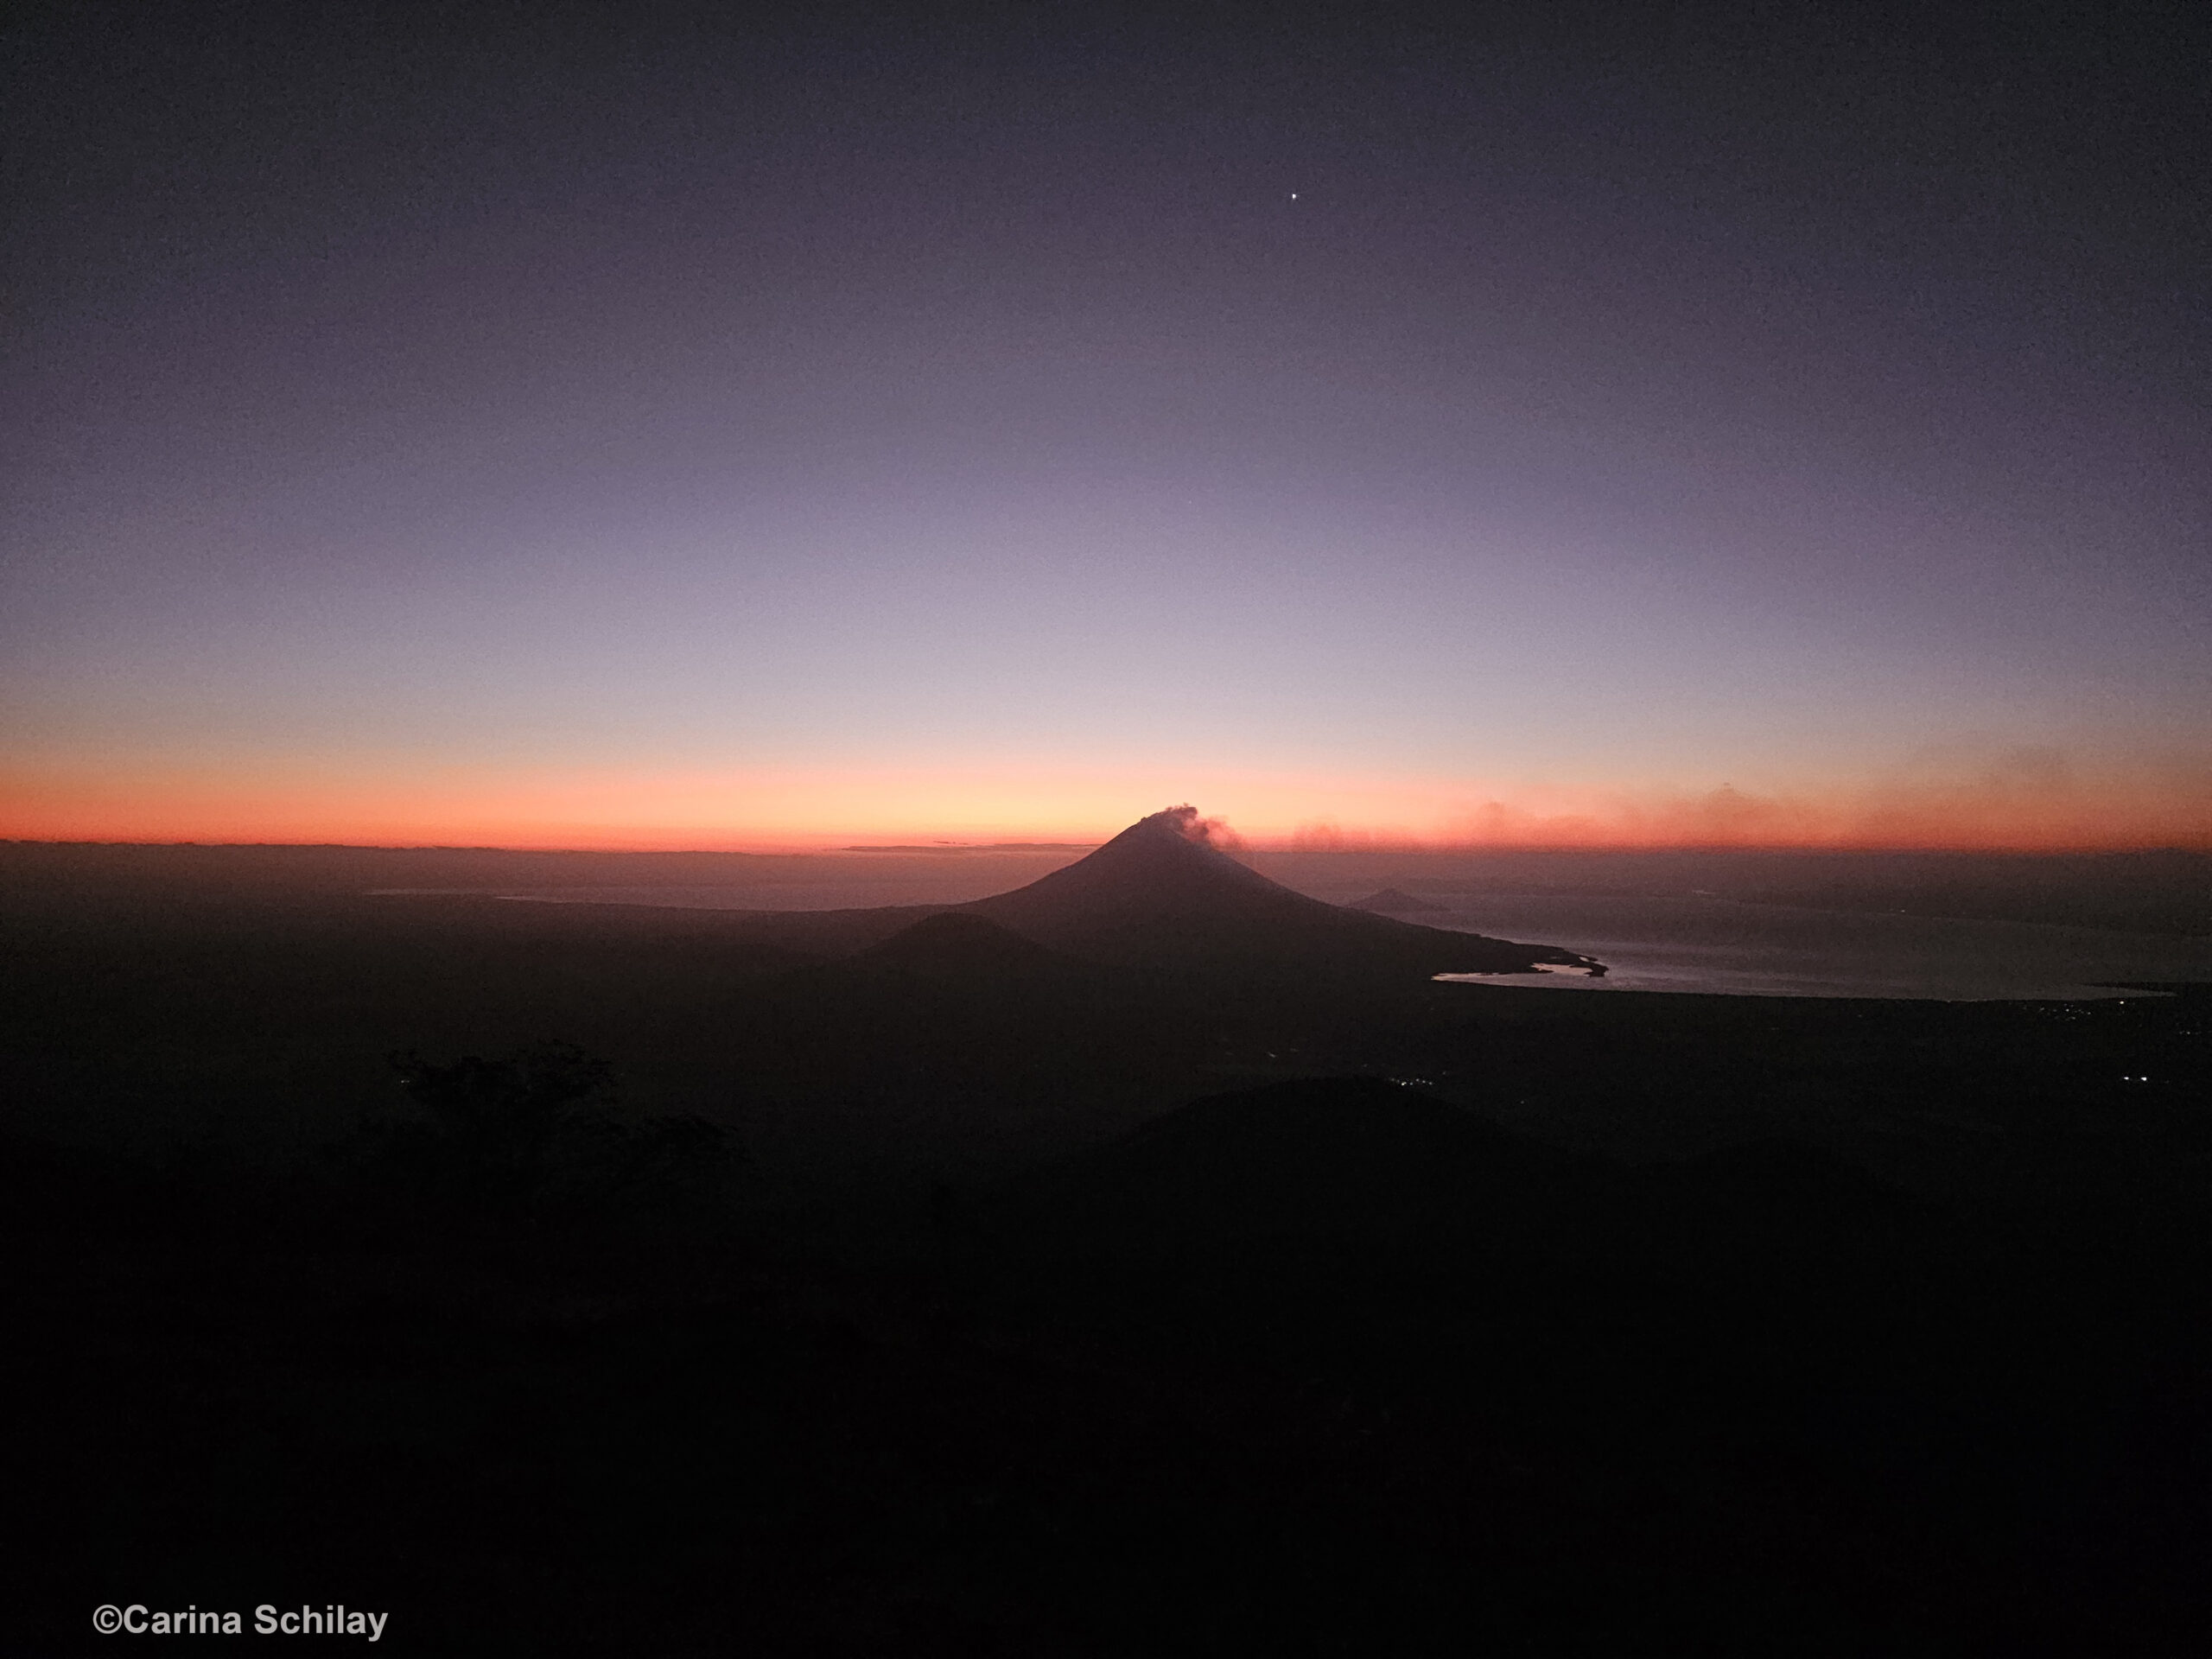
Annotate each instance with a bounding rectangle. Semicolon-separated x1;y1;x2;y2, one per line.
5;3;2208;849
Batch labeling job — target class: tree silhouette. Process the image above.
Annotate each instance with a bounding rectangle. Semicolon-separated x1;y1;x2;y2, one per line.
381;1040;737;1217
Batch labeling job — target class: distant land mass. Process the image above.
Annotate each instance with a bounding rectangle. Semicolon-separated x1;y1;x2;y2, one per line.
7;840;2202;938
838;842;1103;853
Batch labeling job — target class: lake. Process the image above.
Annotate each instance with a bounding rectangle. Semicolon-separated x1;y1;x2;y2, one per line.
484;849;2212;1002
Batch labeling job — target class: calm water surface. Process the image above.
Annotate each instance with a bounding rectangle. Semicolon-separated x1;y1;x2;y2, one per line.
1407;893;2212;1001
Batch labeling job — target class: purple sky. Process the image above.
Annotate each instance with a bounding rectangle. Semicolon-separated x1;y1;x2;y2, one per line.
5;4;2207;846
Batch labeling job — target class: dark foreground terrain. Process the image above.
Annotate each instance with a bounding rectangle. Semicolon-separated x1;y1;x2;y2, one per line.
3;830;2209;1654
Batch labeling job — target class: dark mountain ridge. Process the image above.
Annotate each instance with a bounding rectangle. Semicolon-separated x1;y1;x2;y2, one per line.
1347;886;1448;914
995;1075;1925;1273
851;910;1073;979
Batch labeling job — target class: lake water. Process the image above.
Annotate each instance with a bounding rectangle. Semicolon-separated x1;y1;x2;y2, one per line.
486;852;2212;1002
1412;893;2210;1001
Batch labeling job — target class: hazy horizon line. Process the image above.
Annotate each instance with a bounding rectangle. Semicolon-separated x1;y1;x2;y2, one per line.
9;835;2208;859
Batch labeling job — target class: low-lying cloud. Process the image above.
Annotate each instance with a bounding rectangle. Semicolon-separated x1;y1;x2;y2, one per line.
3;746;2202;853
1418;748;2212;851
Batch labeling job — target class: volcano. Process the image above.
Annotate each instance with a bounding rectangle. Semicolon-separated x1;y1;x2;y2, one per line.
715;807;1599;978
959;807;1597;976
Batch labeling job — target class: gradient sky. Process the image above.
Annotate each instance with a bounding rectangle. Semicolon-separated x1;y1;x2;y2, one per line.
6;3;2208;849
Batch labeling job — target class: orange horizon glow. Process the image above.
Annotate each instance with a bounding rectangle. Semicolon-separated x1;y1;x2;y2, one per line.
5;752;2207;855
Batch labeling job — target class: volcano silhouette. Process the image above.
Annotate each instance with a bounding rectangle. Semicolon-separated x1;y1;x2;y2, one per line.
958;807;1596;976
1347;887;1448;914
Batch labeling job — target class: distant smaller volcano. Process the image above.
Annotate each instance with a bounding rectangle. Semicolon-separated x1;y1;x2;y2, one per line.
853;912;1075;981
1347;887;1448;915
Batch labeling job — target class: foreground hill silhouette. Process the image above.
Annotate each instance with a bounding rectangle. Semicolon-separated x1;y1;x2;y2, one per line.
950;1077;2212;1651
995;1077;1948;1344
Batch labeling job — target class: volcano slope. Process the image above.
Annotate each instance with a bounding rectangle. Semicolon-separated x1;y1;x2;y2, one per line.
962;807;1597;976
717;805;1601;982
